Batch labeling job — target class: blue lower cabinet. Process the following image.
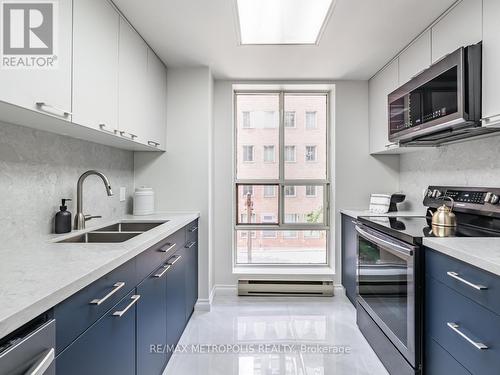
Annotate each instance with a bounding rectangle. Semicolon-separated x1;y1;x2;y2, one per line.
166;250;187;352
426;336;471;375
185;240;198;321
56;290;138;375
136;264;168;375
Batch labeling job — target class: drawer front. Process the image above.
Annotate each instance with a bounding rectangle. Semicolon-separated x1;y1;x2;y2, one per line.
426;337;471;375
186;219;199;243
426;276;500;375
425;248;500;316
54;258;137;353
0;319;56;375
136;228;185;282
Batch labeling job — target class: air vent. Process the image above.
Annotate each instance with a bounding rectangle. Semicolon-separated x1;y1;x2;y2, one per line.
238;279;334;297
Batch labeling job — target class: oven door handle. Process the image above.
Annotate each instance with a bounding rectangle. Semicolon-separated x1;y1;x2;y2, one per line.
355;225;415;257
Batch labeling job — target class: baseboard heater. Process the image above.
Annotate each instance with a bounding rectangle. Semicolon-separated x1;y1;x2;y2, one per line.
238;279;334;297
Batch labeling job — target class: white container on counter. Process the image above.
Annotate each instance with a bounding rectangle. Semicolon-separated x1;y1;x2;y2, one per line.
133;187;155;215
369;193;391;214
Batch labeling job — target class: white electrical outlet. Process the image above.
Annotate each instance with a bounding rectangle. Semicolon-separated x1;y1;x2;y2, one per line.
120;187;126;202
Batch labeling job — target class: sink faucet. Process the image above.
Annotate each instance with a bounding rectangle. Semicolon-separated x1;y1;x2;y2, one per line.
75;170;113;230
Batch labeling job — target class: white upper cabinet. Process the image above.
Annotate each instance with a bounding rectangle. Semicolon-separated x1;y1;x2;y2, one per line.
145;49;167;149
398;30;432;85
0;0;72;120
431;0;482;63
482;0;500;126
72;0;119;132
118;18;149;143
369;59;399;154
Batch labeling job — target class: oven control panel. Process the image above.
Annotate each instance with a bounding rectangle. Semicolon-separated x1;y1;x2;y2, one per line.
424;186;500;215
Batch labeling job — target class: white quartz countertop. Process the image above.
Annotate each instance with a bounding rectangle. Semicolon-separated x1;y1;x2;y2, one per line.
0;212;199;339
340;209;424;219
423;237;500;276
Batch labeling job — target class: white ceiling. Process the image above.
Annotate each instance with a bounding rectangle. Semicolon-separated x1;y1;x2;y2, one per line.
113;0;457;80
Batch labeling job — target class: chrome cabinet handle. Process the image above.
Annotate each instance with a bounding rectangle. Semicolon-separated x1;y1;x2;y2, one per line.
189;226;198;233
447;322;488;350
167;255;182;266
36;102;72;117
90;282;125;305
154;264;171;278
99;123;118;135
159;243;176;253
118;131;138;140
446;272;487;290
148;140;160;147
185;241;196;249
113;295;140;317
25;348;55;375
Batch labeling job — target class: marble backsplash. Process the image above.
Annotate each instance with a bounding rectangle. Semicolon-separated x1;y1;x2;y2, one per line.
399;135;500;210
0;121;134;243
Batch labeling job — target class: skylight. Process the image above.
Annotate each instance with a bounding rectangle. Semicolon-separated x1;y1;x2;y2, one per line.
236;0;334;45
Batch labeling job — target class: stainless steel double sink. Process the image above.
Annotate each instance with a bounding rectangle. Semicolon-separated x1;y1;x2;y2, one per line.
56;221;168;243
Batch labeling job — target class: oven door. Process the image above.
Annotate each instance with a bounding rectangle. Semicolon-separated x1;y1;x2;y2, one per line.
356;224;417;366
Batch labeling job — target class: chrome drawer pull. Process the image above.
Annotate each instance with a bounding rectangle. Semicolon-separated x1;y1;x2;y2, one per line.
185;241;196;249
35;102;72;117
446;272;487;290
25;348;55;375
154;264;171;278
90;282;125;305
447;322;488;350
118;131;138;140
167;255;182;266
189;226;198;233
148;140;160;147
113;295;140;317
159;243;176;253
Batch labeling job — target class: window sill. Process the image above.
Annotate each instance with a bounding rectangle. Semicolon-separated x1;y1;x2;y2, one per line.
233;266;334;276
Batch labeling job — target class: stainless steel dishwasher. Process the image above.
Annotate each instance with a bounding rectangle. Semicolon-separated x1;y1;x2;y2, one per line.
0;319;55;375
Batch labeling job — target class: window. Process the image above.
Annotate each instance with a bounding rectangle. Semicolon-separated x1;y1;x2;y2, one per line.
306;111;317;129
284;186;296;197
242;111;252;128
235;91;330;265
284;146;296;162
263;185;276;197
284;111;296;128
305;146;317;162
243;145;254;162
306;185;317;197
263;145;275;163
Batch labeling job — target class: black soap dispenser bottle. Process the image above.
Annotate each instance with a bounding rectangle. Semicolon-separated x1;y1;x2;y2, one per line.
55;199;72;234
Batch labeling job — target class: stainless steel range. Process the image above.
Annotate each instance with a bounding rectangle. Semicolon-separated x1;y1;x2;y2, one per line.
354;186;500;375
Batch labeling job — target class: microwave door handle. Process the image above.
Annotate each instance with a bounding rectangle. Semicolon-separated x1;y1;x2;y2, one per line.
355;225;415;257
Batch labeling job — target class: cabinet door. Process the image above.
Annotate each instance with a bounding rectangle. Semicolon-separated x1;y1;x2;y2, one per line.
118;17;148;142
398;30;431;85
166;252;187;351
185;241;198;320
369;59;399;154
482;0;500;125
145;49;167;150
341;214;358;305
137;265;168;375
72;0;119;132
0;0;72;120
56;291;137;375
431;0;482;63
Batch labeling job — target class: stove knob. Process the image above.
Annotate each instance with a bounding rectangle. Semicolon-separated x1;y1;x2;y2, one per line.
491;194;499;205
432;189;442;198
426;189;433;198
485;192;493;203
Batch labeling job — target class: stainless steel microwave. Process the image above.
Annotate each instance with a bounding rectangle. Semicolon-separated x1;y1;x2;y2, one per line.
387;43;497;146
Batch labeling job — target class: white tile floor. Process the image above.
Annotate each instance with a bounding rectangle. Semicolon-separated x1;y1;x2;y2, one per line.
163;294;389;375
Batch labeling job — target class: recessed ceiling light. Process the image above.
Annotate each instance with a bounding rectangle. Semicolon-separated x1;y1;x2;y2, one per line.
236;0;334;45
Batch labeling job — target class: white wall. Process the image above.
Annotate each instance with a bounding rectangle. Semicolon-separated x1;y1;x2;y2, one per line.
134;67;214;303
213;80;400;288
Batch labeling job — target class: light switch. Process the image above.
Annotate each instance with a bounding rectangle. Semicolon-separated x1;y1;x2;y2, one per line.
120;187;126;202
